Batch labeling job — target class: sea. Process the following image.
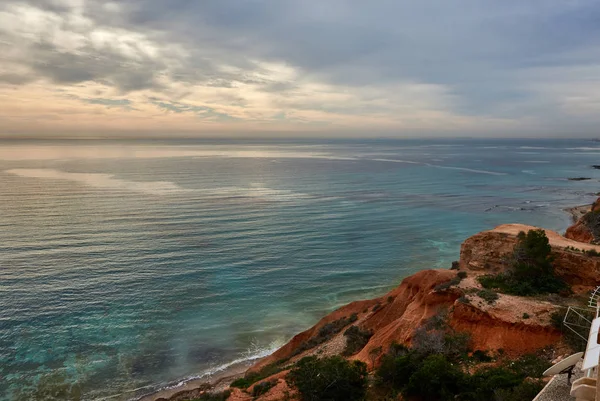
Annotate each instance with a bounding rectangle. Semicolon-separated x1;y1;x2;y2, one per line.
1;138;599;400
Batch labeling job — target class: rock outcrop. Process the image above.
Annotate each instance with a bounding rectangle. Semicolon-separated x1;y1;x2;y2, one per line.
565;198;600;244
167;221;600;401
461;224;600;292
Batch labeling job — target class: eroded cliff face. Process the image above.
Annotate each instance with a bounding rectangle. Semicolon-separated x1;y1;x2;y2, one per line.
460;223;600;292
235;268;564;401
178;223;600;401
565;199;600;243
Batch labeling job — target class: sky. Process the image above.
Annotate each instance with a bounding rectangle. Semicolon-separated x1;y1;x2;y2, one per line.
1;0;600;138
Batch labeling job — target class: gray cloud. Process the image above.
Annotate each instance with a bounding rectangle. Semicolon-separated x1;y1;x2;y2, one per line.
3;0;600;134
148;97;239;121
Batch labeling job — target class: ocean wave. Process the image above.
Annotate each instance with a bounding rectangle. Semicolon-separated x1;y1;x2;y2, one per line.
369;158;506;176
5;170;312;201
5;169;191;195
128;339;285;401
0;145;348;162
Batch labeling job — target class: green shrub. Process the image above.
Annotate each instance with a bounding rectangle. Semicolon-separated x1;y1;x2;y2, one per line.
293;314;358;355
372;303;382;312
343;325;373;356
522;313;530;319
509;354;551;378
411;312;471;362
471;350;493;362
477;289;499;304
443;332;472;361
376;350;423;391
289;356;368;401
458;295;471;304
586;249;600;257
461;366;523;400
230;360;287;389
478;230;567;296
252;380;277;397
192;391;231;401
550;309;565;329
549;308;590;352
434;274;465;292
387;295;395;303
404;355;465;401
494;380;545;401
374;345;548;400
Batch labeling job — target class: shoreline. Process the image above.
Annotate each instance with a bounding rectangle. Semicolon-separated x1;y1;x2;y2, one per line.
135;360;252;401
564;204;591;223
133;202;594;401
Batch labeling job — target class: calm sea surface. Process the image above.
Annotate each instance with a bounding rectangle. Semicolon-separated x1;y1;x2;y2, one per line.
1;138;599;400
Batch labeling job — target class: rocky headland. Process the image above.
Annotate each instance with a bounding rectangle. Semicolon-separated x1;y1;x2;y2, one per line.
156;201;600;401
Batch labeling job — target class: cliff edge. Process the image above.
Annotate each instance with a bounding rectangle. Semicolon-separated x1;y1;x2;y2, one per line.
164;220;600;401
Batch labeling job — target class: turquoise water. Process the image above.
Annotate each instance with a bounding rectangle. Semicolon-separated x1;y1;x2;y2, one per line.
1;138;599;400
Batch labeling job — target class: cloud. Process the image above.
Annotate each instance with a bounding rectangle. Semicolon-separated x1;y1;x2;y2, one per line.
2;0;600;136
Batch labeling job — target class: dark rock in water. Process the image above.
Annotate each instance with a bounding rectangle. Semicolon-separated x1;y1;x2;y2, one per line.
592;165;600;169
568;177;592;181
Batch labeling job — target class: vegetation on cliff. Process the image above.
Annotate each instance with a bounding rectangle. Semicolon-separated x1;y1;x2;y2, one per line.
372;313;549;400
283;312;549;401
478;229;567;296
289;356;368;401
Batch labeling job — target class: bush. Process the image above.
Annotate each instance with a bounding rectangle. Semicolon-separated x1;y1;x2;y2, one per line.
230;360;287;389
192;391;231;401
376;349;423;391
434;273;465;292
549;308;590;352
477;289;499;304
252;380;277;397
478;230;567;296
471;350;493;362
443;332;472;361
374;345;549;401
343;325;373;356
289;356;368;401
293;314;358;355
522;313;530;319
372;303;382;312
461;366;523;400
509;354;551;378
494;380;545;401
404;355;465;401
586;249;600;257
458;295;471;304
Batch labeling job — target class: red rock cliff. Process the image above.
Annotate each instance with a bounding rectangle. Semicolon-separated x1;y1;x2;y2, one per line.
565;198;600;243
460;223;600;292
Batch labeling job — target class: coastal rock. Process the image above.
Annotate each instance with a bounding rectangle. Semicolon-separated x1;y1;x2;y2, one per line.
449;295;560;355
252;269;457;372
565;197;600;243
565;221;595;244
216;223;588;401
252;267;563;376
461;224;600;291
